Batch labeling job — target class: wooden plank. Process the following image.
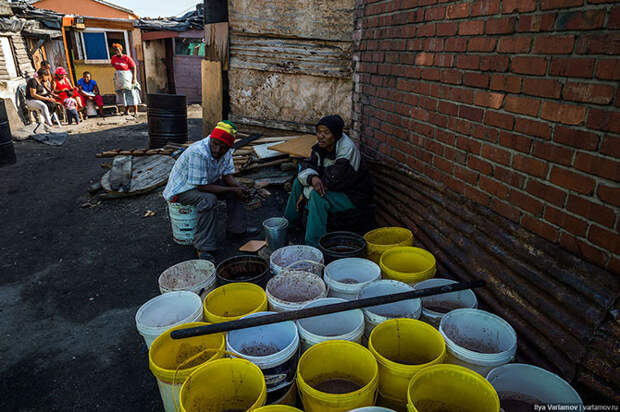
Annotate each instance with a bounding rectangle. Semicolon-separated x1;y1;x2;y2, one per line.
204;22;229;70
250;136;306;144
253;141;285;159
268;134;316;159
101;155;175;194
202;60;223;137
239;240;267;253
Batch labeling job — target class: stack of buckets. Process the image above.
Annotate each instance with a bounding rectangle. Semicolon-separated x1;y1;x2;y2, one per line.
138;226;583;412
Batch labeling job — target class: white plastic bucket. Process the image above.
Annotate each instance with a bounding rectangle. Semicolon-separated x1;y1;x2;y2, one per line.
85;99;98;116
158;260;217;300
297;297;365;352
357;280;422;338
168;202;198;245
135;291;203;348
324;258;381;300
413;278;478;327
266;271;328;312
487;363;583;408
439;308;517;377
227;312;300;393
270;245;324;276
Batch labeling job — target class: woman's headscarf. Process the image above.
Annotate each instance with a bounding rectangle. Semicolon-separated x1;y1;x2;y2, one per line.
54;67;67;77
112;43;123;52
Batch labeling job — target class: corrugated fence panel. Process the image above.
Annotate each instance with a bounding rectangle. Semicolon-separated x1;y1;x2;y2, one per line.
367;159;620;400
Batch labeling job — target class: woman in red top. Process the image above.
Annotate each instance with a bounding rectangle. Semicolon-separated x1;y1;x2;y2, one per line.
52;67;85;115
111;43;141;116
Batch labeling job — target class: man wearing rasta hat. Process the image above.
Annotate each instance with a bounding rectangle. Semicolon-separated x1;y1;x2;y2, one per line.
163;121;251;262
284;115;372;247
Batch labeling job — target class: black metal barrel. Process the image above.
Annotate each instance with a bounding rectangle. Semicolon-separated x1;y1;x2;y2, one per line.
147;93;188;149
0;100;16;167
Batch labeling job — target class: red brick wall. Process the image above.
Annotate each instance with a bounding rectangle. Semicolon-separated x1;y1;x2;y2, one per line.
353;0;619;274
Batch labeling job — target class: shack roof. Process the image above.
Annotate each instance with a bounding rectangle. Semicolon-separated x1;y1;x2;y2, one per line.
135;4;203;32
11;1;63;30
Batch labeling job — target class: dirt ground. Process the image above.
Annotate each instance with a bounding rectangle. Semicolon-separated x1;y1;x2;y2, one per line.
0;113;292;411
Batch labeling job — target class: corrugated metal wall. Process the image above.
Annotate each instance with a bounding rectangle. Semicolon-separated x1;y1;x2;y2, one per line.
173;55;202;104
227;0;354;132
369;159;620;400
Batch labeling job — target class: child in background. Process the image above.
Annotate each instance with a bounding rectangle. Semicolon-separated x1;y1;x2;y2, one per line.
63;89;79;125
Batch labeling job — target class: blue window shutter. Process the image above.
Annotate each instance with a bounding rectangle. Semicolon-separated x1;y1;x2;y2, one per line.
83;32;107;60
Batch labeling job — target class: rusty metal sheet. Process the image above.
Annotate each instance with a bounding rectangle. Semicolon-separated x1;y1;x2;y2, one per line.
229;0;354;42
230;35;352;78
228;68;352;132
367;159;620;400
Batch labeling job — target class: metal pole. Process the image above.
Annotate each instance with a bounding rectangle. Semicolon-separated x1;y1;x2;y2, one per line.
171;279;486;339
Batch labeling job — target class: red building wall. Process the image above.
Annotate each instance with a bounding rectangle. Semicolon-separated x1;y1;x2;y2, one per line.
352;0;619;400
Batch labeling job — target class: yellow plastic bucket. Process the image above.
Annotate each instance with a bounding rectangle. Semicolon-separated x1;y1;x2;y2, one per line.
407;364;499;412
203;282;268;323
380;247;436;285
364;227;413;263
297;340;379;412
254;406;303;411
149;322;225;412
180;358;267;412
368;318;445;406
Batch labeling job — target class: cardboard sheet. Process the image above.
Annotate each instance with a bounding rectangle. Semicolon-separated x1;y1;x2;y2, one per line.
268;134;316;159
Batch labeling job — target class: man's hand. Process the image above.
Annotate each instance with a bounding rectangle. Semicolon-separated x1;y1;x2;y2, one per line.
311;175;326;197
233;186;250;200
296;193;306;212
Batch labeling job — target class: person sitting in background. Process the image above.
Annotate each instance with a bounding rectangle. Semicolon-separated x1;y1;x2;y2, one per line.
53;67;84;119
63;90;79;125
77;71;104;118
37;61;54;93
284;115;373;247
25;68;61;127
162;121;253;263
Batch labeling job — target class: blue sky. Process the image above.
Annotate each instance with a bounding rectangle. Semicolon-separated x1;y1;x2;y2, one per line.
110;0;202;18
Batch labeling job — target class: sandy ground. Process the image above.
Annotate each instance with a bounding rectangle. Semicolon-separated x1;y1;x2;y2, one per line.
0;111;292;411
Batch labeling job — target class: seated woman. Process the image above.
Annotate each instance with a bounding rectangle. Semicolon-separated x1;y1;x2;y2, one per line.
25;68;61;127
77;71;104;117
284;115;373;247
53;67;85;117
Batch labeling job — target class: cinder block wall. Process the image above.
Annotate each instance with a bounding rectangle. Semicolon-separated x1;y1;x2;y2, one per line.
352;0;619;400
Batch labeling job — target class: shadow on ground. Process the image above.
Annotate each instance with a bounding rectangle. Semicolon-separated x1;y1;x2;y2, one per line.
0;118;292;411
